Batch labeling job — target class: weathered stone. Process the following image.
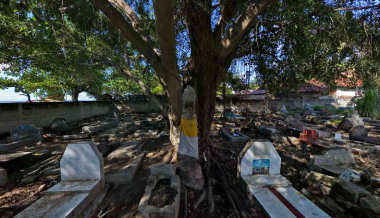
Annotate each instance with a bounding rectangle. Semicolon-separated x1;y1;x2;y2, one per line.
0;152;32;163
320;197;345;214
10;125;40;140
150;164;175;177
15;141;106;218
62;134;89;140
313;148;355;166
138;164;181;218
338;113;364;132
49;118;72;133
106;154;144;185
82;119;119;134
360;195;380;216
332;180;370;203
221;127;250;143
0;167;7;186
285;116;304;130
106;141;139;161
61;142;104;184
258;127;280;139
304;171;337;187
176;159;204;191
350;126;369;137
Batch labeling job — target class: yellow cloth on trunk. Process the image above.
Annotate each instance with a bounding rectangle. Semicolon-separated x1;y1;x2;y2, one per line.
179;118;198;137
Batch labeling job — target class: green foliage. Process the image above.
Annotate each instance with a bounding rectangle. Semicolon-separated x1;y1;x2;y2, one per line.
235;0;380;94
355;89;380;118
0;0;161;100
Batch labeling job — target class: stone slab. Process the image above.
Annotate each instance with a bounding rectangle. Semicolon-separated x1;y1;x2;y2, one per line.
242;174;291;188
14;192;89;218
0;152;32;162
82;120;119;134
0;134;40;152
60;142;104;183
106;154;144;185
48;180;99;193
106;142;140;161
251;186;330;218
332;180;371;203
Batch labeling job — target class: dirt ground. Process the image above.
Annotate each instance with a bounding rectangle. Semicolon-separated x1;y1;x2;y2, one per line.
1;111;380;218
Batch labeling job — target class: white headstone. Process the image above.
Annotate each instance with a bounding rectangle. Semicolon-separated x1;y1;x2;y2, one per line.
60;142;104;182
240;141;281;176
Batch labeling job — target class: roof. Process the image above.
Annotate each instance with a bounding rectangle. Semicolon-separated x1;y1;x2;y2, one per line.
299;79;327;93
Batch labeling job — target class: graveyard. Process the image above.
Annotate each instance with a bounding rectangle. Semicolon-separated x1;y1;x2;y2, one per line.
0;102;380;217
1;0;380;217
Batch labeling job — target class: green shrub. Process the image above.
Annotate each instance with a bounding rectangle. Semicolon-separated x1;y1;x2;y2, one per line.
355;89;380;119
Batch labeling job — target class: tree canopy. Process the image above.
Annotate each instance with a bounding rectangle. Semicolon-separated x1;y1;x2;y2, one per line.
1;0;379;147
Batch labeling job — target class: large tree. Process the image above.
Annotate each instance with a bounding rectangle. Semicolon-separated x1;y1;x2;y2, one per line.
90;0;276;150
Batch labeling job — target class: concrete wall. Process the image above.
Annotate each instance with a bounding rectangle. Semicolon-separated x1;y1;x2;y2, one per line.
0;101;113;134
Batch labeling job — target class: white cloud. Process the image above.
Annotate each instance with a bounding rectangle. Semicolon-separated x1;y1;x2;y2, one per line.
0;87;35;102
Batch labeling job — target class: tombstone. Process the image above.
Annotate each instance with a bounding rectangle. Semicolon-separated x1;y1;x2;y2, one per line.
239;141;330;218
15;142;105;218
60;142;104;184
240;141;281;176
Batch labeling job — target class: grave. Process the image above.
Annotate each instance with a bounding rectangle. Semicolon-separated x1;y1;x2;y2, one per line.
221;127;250;143
15;142;105;218
239;141;330;218
138;164;180;218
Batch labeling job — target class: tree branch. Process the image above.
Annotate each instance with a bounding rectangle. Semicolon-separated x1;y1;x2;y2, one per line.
92;0;164;78
219;0;276;60
335;4;380;11
108;0;141;31
213;0;238;43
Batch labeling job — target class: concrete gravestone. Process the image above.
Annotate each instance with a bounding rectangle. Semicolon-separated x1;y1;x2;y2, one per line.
240;141;281;176
61;142;104;183
239;141;330;218
15;142;105;218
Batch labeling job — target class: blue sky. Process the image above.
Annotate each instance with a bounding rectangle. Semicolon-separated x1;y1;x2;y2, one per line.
0;66;94;102
0;87;95;102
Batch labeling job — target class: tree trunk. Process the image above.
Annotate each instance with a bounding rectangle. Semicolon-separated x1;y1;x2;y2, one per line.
72;88;80;102
192;62;222;151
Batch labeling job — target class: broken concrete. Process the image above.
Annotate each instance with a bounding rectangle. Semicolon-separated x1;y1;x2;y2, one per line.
106;153;145;185
106;141;140;161
338;113;364;132
82;119;119;134
49;118;72;133
0;151;32;162
332;180;370;204
176;159;204;191
359;195;380;216
138;164;180;218
313;148;355;168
